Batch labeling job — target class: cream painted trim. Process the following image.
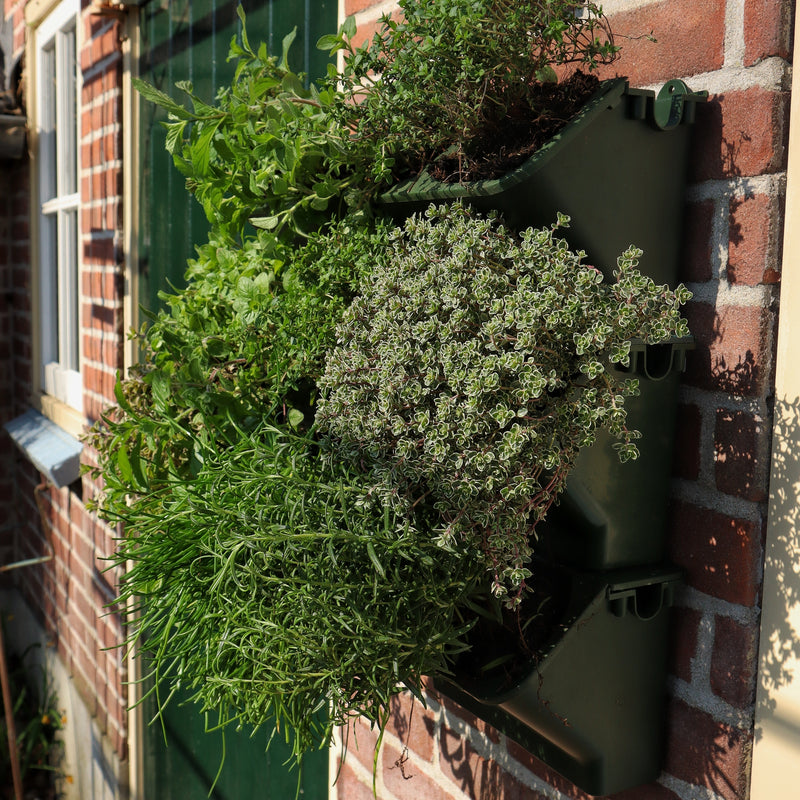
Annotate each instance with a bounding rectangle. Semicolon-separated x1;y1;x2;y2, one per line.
122;10;140;374
25;0;62;27
750;8;800;798
120;12;145;799
35;391;86;438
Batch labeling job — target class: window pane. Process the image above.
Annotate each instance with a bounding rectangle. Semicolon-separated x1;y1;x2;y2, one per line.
40;213;58;369
58;207;79;373
59;25;77;196
40;44;57;203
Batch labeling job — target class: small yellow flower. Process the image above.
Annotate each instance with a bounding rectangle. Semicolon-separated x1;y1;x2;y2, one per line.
66;775;74;784
61;715;67;725
41;714;50;725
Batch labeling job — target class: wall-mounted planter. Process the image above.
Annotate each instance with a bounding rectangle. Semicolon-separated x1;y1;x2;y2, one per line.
538;335;695;570
379;77;706;287
378;77;705;793
437;563;683;796
379;78;705;570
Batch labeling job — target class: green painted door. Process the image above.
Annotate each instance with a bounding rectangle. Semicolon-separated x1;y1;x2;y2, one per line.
137;2;335;797
138;0;336;311
140;686;326;799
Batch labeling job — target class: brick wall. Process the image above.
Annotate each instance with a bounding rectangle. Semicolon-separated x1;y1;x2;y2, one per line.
332;1;792;799
0;0;128;778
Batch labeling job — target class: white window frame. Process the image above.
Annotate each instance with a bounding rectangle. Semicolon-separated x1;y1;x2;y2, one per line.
32;0;82;415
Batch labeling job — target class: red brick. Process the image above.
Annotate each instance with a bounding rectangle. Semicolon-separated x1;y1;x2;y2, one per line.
383;737;459;799
388;692;437;763
664;700;751;800
680;200;715;284
710;616;758;709
601;0;724;86
341;718;381;773
683;302;774;398
744;0;792;66
668;500;763;606
715;409;769;501
672;403;701;481
438;727;529;800
82;333;122;367
506;734;615;799
689;89;790;181
669;606;701;683
610;784;681;800
432;686;502;745
332;761;376;800
728;194;780;286
345;0;387;15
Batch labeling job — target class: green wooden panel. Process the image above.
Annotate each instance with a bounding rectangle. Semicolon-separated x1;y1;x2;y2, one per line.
138;0;336;313
142;686;326;799
136;2;336;797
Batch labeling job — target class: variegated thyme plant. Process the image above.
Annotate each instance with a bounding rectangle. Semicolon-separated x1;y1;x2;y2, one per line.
318;203;691;604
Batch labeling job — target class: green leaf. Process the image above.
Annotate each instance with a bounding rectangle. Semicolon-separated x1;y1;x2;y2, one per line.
535;65;558;83
191;117;224;176
133;78;196;121
115;446;133;484
164;121;188;155
366;542;385;579
114;379;135;416
250;215;280;230
236;4;252;55
287;409;305;429
279;28;297;72
151;372;171;413
341;14;357;40
316;33;343;53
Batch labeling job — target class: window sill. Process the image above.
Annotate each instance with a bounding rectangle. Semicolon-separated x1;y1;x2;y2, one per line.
3;407;83;488
35;392;85;440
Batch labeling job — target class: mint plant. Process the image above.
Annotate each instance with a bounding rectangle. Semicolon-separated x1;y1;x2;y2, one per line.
134;7;365;243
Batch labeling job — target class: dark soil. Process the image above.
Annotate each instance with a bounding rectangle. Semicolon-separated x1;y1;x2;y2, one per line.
429;71;602;184
453;565;571;695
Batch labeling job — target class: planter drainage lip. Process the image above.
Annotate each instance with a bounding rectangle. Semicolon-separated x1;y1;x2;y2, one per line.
378;77;707;209
453;563;683;705
436;563;683;797
615;335;695;381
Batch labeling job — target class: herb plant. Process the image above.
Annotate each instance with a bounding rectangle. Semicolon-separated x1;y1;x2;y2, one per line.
86;0;692;781
321;0;618;183
110;424;483;765
318;203;691;603
134;7;365;243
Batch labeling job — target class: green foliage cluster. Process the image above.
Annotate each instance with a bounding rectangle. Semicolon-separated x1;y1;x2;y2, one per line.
134;16;363;243
0;644;65;792
115;424;481;763
87;215;390;493
318;204;690;603
321;0;618;182
86;0;690;778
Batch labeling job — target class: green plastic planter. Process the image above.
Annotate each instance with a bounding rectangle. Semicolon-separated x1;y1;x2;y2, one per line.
379;77;706;570
537;335;695;569
437;564;683;796
379;77;707;287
